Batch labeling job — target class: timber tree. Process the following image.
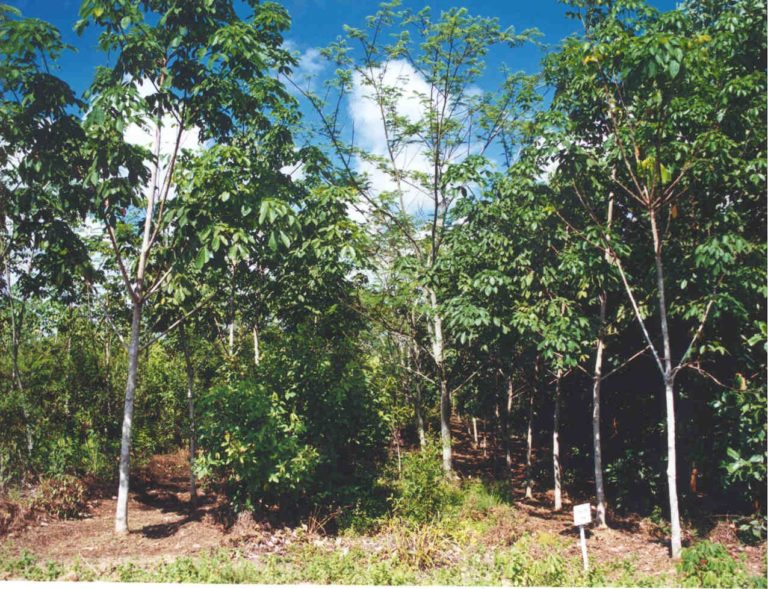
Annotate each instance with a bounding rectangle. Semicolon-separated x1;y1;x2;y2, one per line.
544;0;766;557
301;2;537;472
0;5;92;463
77;0;296;533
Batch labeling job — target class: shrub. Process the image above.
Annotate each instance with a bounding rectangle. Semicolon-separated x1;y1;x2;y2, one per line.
388;441;457;523
736;514;767;546
32;474;87;519
195;380;319;511
678;541;761;588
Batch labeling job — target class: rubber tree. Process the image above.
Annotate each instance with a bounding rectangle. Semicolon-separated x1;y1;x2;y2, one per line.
77;0;295;534
0;5;92;462
544;0;765;558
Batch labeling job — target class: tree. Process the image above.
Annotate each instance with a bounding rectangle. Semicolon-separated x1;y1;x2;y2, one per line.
77;0;296;533
0;5;92;463
544;0;766;557
301;2;536;472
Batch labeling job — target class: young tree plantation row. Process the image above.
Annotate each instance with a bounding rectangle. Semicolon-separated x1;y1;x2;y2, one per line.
0;0;764;562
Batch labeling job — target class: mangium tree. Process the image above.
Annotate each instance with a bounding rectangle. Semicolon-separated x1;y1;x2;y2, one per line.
300;1;537;472
77;0;295;533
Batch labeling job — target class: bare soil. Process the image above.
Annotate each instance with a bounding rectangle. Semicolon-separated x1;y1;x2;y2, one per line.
1;424;765;580
2;450;231;566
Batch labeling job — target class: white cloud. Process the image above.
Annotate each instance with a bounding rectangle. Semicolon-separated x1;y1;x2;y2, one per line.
284;41;327;93
348;59;437;216
123;79;202;200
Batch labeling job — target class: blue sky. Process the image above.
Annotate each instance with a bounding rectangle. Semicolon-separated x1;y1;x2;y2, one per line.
10;0;678;97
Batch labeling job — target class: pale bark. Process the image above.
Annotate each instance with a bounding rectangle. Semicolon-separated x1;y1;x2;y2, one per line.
408;336;426;448
179;323;196;506
414;381;426;449
553;369;562;511
525;385;535;500
115;301;142;534
592;291;608;528
472;417;479;447
428;288;451;473
650;210;682;559
227;262;236;357
114;101;163;534
252;322;260;366
500;375;513;468
5;267;33;456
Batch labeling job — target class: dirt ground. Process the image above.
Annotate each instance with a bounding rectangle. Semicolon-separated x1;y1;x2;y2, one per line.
2;451;231;566
1;427;765;579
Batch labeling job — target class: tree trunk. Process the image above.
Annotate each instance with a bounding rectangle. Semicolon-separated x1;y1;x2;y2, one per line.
525;385;535;500
472;417;479;447
414;381;426;449
500;375;512;468
115;301;142;534
438;370;451;473
179;323;197;506
650;209;682;559
6;268;33;457
592;291;608;528
428;288;451;473
252;322;260;367
409;337;426;448
553;369;562;511
664;378;681;558
227;262;236;357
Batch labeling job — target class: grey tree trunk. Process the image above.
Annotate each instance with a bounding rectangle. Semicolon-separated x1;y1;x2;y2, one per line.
525;385;535;500
650;210;682;559
414;382;426;449
252;322;260;367
592;291;608;528
5;267;33;456
179;323;197;506
428;289;452;473
438;372;452;473
500;375;512;468
553;369;562;511
115;301;142;534
409;337;426;448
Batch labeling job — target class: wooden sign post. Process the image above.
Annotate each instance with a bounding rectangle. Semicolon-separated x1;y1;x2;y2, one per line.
573;503;591;572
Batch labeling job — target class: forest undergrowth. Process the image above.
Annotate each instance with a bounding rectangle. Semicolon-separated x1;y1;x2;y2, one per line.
1;421;764;587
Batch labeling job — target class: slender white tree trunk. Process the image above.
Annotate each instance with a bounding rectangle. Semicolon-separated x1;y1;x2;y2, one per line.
115;301;142;534
408;337;426;448
501;375;513;468
414;382;426;449
553;369;562;511
650;210;682;559
592;291;608;528
114;103;162;534
428;288;451;473
180;323;196;506
5;268;33;456
664;378;681;557
252;322;260;366
472;417;479;447
525;385;535;500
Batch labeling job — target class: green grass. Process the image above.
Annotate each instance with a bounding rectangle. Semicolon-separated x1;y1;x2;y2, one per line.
0;481;763;587
0;534;681;586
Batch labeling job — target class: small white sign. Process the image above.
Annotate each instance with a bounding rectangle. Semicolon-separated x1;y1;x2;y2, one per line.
573;503;592;527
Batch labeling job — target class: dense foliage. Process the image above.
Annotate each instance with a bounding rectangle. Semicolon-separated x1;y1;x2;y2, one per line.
0;0;764;564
